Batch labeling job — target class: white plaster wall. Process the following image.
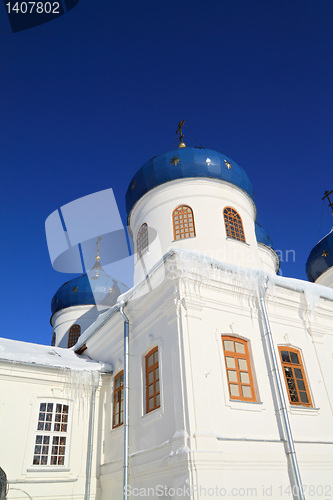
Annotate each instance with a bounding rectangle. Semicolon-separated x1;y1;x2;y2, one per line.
315;267;333;288
129;178;268;284
82;253;333;499
0;363;104;500
51;304;109;348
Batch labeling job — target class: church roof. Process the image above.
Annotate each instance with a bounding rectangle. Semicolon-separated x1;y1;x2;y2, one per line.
51;262;128;317
126;147;254;216
306;228;333;282
0;337;111;371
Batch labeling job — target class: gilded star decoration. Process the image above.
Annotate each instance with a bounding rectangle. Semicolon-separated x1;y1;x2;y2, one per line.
224;159;232;169
170;156;181;166
72;286;78;293
322;250;329;257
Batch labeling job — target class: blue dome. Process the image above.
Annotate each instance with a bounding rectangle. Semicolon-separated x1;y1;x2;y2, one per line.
51;263;128;316
126;147;254;216
255;223;274;249
306;229;333;282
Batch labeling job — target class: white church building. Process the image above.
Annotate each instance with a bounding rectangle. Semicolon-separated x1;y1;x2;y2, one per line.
1;135;333;500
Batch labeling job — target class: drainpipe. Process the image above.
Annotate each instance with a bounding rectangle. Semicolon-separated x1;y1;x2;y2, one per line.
119;306;130;500
259;277;305;500
84;374;99;500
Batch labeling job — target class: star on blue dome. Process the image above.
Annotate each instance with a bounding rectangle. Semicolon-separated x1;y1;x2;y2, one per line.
126;147;254;217
51;260;128;317
306;229;333;282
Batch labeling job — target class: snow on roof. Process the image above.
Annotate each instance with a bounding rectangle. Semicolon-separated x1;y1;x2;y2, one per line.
0;337;112;372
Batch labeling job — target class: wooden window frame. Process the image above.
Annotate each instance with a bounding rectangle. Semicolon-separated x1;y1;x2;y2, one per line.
68;324;81;348
137;223;148;259
222;336;256;402
145;347;160;413
113;371;124;428
278;347;312;407
172;205;196;241
223;207;246;243
32;402;69;466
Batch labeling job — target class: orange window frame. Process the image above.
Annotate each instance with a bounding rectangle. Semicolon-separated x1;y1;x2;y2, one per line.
223;207;246;242
222;336;256;402
145;347;160;413
113;371;124;428
137;223;148;259
278;347;312;407
172;205;196;240
68;324;81;348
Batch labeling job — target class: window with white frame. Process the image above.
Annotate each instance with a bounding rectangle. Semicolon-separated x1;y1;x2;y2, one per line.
32;402;69;466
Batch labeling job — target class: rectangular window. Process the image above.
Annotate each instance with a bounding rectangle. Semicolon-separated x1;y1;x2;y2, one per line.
222;336;256;402
145;347;160;413
33;402;69;466
113;371;124;428
278;347;312;407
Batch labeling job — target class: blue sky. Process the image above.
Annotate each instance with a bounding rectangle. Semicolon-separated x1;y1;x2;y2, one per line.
1;1;332;345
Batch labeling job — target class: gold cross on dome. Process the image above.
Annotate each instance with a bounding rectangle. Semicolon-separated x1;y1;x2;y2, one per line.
176;120;186;148
224;159;232;169
322;250;329;257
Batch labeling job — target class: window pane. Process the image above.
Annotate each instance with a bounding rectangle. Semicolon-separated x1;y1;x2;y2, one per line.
223;340;234;352
148;371;154;384
155;380;160;393
155;367;159;380
238;359;247;371
148;354;154;367
155;393;160;407
148;397;154;411
280;351;290;363
229;384;239;397
154;351;159;364
225;356;236;369
299;392;309;404
297;379;306;391
290;351;299;365
294;368;303;379
235;342;245;354
227;370;238;383
242;386;252;398
148;384;154;397
240;372;250;384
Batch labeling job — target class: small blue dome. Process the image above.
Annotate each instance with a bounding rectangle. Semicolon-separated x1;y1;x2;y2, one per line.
126;147;254;216
51;263;128;316
306;229;333;282
255;223;274;249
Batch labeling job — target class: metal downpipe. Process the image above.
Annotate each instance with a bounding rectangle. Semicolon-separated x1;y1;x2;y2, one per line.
84;375;99;500
119;306;130;500
259;278;305;500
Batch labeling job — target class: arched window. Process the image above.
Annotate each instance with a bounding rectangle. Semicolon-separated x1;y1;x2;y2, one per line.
173;205;196;240
68;324;81;348
222;336;256;402
51;332;56;347
137;223;148;258
278;347;312;406
113;371;124;428
223;207;246;242
145;347;160;413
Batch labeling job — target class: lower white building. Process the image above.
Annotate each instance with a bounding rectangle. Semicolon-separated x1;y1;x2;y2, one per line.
1;144;333;499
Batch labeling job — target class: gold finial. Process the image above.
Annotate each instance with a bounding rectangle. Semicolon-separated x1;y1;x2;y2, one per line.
322;190;333;215
96;236;102;262
176;120;186;148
